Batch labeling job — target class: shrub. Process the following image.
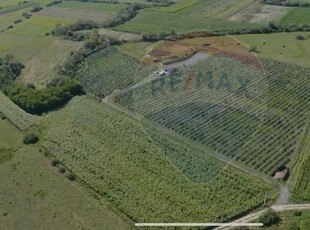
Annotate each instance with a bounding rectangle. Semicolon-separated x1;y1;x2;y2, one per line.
293;210;302;216
288;222;300;230
58;166;66;174
23;134;39;144
257;209;280;226
51;159;60;166
14;19;22;24
296;35;305;40
66;173;76;181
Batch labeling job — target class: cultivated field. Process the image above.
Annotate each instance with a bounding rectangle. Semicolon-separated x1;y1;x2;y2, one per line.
0;118;131;230
291;124;310;201
36;1;124;23
40;96;276;223
112;54;310;176
1;0;310;228
0;91;36;130
77;47;156;96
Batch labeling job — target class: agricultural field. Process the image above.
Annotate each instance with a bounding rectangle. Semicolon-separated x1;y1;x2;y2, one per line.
0;118;132;230
278;7;310;25
0;3;81;86
0;91;36;130
117;42;157;60
112;54;310;176
234;32;310;67
39;96;276;223
115;9;260;34
37;1;124;23
1;0;310;228
290;122;310;201
77;47;156;96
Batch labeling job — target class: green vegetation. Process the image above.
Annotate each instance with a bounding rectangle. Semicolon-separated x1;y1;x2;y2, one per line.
234;32;310;67
266;210;310;229
113;56;310;175
278;8;310;25
40;96;275;223
291;121;310;201
77;46;155;95
4;79;85;115
0;118;131;230
115;9;259;34
23;133;39;144
0;91;36;130
258;209;281;226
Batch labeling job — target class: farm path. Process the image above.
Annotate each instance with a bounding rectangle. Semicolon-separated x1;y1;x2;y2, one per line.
214;203;310;230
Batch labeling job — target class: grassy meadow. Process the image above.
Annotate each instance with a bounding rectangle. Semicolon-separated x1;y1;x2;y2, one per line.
234;32;310;67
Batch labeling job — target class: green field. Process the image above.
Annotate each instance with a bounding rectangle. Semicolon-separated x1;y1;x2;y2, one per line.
278;7;310;25
234;32;310;67
0;91;37;130
77;47;156;96
113;55;310;176
54;1;125;13
0;118;132;230
115;8;261;34
0;10;80;86
290;121;310;201
39;96;275;223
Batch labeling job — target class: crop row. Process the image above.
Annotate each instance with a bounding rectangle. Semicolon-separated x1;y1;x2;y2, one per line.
113;55;310;175
77;47;156;96
0;91;36;130
40;96;275;223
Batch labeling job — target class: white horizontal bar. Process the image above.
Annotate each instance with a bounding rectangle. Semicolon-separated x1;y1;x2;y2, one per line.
135;223;263;227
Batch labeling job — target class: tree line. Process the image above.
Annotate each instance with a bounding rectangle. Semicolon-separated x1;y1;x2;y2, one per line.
0;53;85;115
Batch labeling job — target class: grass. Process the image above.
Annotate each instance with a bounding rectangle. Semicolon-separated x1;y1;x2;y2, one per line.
0;0;22;8
117;42;156;60
278;7;310;25
115;8;261;34
39;96;275;223
0;12;80;86
233;32;310;67
0;118;132;230
54;1;125;14
0;91;37;130
265;210;310;229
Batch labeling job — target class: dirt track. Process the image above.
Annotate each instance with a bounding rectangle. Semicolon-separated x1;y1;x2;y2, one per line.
215;203;310;229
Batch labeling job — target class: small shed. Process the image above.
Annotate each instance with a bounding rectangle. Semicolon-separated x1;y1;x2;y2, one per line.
274;168;289;180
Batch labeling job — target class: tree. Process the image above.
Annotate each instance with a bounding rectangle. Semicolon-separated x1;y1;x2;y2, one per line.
257;209;280;226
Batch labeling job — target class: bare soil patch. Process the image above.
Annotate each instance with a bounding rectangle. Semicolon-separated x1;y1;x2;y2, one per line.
229;4;288;23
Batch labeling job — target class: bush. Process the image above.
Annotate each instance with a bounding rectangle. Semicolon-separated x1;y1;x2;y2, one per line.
23;134;39;144
293;210;302;216
288;221;300;230
257;209;280;226
4;79;85;115
58;166;66;174
51;159;60;166
66;173;76;181
14;19;22;24
296;35;305;40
